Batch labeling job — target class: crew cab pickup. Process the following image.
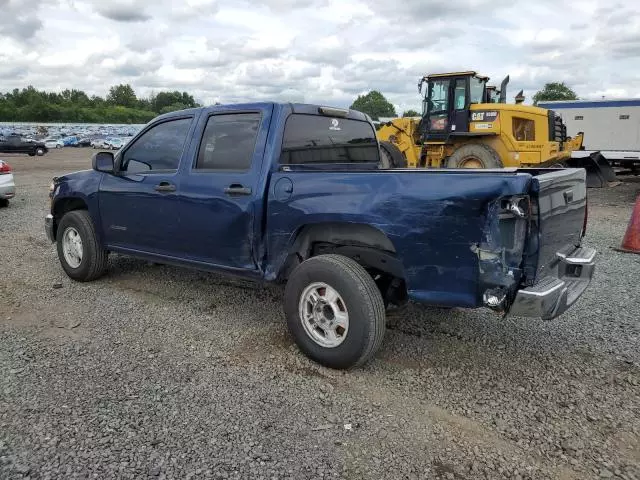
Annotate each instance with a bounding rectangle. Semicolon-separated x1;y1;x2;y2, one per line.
45;102;596;369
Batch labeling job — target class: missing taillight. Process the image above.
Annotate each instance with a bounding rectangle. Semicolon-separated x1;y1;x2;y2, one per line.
501;196;530;218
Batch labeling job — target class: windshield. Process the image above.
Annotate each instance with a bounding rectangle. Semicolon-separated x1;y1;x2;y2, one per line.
470;76;486;104
428;79;450;113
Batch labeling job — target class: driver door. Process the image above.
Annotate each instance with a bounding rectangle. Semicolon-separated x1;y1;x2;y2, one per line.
451;78;469;133
98;115;197;256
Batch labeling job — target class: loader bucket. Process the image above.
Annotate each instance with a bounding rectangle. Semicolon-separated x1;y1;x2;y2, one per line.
565;151;617;188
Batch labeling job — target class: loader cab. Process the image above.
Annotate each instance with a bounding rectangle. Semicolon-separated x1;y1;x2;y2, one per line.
419;71;489;141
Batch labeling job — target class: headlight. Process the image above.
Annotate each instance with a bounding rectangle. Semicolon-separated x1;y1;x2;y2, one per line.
49;181;55;193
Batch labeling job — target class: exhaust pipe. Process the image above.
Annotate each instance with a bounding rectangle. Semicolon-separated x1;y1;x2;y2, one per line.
499;75;510;103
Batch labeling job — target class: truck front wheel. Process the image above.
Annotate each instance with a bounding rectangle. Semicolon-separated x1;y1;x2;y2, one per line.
284;254;386;369
56;210;108;281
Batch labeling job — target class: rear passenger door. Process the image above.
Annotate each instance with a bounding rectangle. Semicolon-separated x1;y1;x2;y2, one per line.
176;107;271;270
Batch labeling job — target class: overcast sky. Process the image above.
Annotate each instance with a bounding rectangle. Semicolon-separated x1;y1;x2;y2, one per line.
1;0;639;113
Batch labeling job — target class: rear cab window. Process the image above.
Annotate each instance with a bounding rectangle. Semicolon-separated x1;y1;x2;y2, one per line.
280;114;380;165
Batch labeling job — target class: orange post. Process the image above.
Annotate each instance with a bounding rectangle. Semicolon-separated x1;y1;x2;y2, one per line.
617;194;640;254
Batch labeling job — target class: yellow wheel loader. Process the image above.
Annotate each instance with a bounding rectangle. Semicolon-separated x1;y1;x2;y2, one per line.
376;71;615;187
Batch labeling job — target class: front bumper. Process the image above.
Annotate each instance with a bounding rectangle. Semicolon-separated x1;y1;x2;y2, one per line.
45;214;55;242
508;246;596;320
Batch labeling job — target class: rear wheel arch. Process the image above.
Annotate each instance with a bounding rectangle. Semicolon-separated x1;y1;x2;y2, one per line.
279;222;407;306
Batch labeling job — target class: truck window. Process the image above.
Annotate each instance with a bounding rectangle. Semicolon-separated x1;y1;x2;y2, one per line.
280;114;380;164
195;113;261;171
120;117;192;173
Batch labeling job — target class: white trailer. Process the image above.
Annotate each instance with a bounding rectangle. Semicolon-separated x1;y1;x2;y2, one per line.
538;99;640;172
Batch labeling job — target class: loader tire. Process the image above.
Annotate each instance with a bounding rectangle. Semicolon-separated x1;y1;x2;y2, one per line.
379;141;408;169
446;144;503;169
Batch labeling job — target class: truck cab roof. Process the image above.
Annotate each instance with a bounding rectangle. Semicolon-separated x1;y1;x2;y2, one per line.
155;102;372;124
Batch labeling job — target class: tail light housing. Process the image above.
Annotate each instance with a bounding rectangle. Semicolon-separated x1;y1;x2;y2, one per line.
0;161;11;174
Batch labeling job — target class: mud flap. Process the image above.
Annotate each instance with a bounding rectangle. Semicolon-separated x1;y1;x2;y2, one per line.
565;151;617;188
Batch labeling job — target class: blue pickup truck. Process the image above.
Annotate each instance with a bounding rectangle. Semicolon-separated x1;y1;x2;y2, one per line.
45;102;596;369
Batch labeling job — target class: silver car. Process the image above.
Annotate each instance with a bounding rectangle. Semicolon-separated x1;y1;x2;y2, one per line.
0;159;16;206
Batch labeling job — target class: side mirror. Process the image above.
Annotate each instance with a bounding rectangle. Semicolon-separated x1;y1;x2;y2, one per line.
92;151;114;173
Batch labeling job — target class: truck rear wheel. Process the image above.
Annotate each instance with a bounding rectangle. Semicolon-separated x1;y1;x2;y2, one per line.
284;254;386;369
379;141;408;169
56;210;108;282
446;144;503;169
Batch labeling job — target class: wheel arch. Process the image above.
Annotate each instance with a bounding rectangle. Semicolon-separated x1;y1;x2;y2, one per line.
52;196;89;240
276;222;406;296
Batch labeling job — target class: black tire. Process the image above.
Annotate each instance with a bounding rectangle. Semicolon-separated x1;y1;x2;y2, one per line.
284;254;386;369
379;141;408;169
0;199;8;208
56;210;108;281
445;143;503;169
35;148;45;156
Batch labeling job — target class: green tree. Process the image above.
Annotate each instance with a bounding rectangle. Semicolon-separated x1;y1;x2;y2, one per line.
349;90;396;121
402;109;419;117
532;82;578;105
106;84;138;108
152;90;197;113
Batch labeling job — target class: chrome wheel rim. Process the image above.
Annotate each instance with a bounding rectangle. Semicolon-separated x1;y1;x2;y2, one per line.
299;282;349;348
62;227;83;268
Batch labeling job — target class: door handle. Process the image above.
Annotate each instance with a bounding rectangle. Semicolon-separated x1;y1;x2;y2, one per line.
154;182;176;192
224;184;252;196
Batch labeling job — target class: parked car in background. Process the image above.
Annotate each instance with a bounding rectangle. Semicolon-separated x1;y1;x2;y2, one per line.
0;136;48;156
76;137;92;147
62;136;79;147
0;159;16;207
44;138;64;149
109;138;124;150
91;139;110;149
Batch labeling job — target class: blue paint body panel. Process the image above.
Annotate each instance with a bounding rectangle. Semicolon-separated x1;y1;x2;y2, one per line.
264;170;533;307
49;101;589;311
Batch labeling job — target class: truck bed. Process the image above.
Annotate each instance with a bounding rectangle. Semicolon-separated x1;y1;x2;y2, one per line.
266;166;589;314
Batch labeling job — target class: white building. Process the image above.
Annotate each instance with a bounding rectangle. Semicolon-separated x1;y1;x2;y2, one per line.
538;98;640;152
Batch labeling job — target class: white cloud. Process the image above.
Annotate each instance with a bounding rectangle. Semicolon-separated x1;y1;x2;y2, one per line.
0;0;639;114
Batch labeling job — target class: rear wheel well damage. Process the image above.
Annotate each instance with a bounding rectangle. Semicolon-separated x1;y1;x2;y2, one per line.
280;223;408;307
52;198;88;239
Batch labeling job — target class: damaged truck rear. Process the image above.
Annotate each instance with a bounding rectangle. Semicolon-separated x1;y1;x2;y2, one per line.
45;102;596;369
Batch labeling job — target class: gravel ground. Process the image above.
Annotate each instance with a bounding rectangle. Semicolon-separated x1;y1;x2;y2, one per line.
1;149;639;480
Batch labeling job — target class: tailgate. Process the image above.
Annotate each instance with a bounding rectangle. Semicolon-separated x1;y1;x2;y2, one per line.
529;168;587;280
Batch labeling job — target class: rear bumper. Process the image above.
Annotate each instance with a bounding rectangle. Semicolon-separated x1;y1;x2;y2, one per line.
508;246;596;320
45;214;55;242
0;174;15;199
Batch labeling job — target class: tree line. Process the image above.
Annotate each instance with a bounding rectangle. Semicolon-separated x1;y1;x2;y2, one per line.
0;84;200;124
0;80;578;124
